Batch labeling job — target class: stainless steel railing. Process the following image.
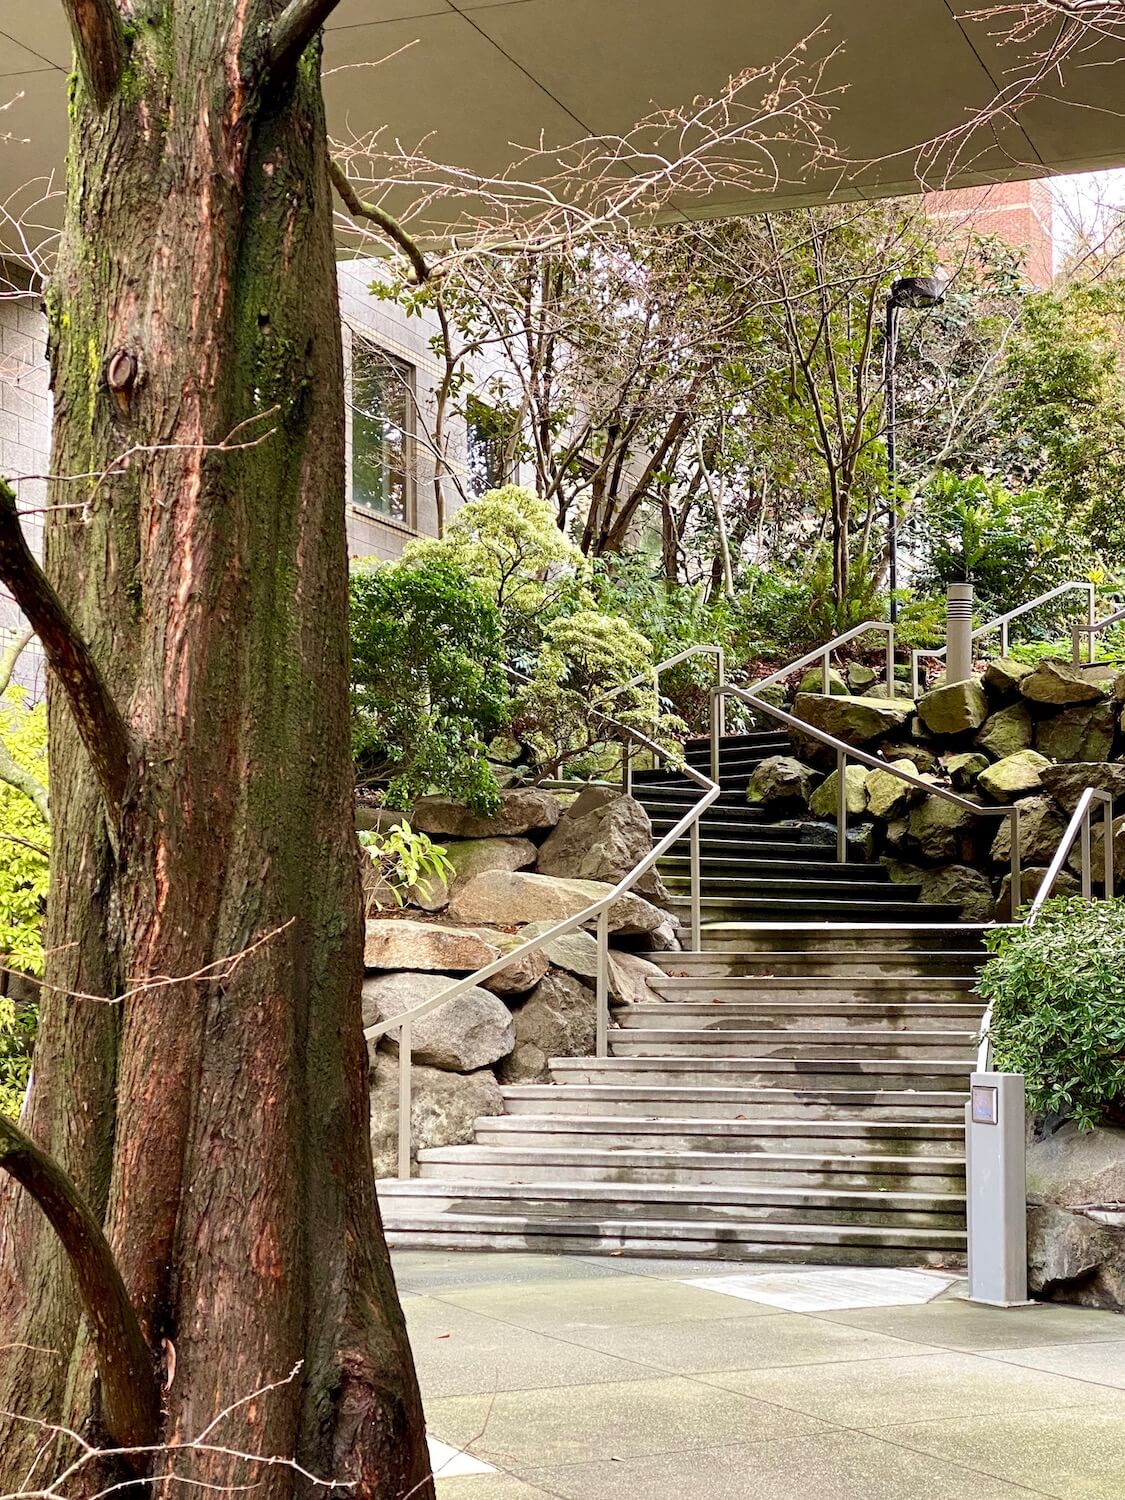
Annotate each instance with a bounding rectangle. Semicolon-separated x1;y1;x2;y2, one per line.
594;643;726;755
1071;603;1125;666
364;708;718;1180
711;680;1023;907
743;620;896;703
911;582;1096;697
976;786;1115;1071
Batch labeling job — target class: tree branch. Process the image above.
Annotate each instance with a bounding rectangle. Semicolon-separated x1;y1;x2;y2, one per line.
60;0;126;110
0;1114;160;1457
329;159;433;286
269;0;344;85
0;627;50;822
0;480;133;828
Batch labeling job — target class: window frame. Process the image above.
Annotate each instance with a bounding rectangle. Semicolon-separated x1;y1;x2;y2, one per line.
347;332;417;528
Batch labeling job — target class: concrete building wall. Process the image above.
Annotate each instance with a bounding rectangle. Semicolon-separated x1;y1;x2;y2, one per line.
0;286;49;697
924;179;1055;288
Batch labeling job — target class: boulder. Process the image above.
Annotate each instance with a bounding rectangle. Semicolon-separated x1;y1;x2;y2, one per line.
977;749;1052;803
499;971;596;1083
1116;670;1125;703
1026;1122;1125;1312
916;677;989;736
747;755;816;809
487;734;523;764
513;921;657;1001
362;971;514;1072
881;742;936;774
1036;700;1116;763
537;790;665;900
994;865;1080;921
1040;762;1125;813
608;949;668;1005
363;919;500;973
792;693;914;749
797;664;847;696
809;764;869;819
411;832;538;909
865;759;924;821
983;657;1034;700
917;863;994;921
976;702;1034;759
475;928;551;997
989;795;1067;868
368;1052;504;1178
643;917;681;952
411;788;562;839
907;793;981;863
943;751;989;790
447;870;667;937
1021;658;1108;707
846;662;878;693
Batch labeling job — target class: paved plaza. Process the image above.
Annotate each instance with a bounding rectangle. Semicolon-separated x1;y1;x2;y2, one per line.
393;1250;1125;1500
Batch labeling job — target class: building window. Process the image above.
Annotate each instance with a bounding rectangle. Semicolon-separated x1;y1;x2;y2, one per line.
466;396;510;496
351;339;414;523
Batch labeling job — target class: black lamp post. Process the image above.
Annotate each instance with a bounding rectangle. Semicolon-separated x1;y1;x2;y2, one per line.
885;275;946;623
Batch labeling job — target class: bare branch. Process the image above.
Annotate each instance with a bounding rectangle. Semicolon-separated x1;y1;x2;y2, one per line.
269;0;345;84
0;627;33;699
0;1115;159;1459
329;160;432;285
0;479;133;829
60;0;126;111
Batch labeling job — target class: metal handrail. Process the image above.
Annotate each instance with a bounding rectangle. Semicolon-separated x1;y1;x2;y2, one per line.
976;786;1115;1071
594;643;726;745
711;680;1023;907
1072;603;1125;664
745;620;895;701
911;582;1096;697
365;703;719;1180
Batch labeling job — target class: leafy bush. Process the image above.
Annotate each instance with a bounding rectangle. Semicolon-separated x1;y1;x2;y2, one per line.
978;897;1125;1130
350;555;511;812
358;821;455;910
404;485;589;660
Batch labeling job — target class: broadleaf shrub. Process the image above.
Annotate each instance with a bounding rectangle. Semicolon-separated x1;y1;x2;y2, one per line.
978;896;1125;1130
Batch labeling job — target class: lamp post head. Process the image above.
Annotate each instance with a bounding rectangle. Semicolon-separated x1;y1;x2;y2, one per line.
890;274;947;310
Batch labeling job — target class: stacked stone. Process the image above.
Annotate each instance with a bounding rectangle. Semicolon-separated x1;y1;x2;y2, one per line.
746;657;1125;922
359;785;677;1175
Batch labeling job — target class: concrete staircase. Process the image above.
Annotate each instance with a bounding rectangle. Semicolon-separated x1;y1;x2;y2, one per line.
377;731;984;1266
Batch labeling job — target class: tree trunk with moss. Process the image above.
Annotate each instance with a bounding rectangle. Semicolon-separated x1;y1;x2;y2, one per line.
0;2;432;1494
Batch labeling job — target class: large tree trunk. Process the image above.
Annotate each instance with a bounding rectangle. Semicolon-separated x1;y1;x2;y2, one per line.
0;5;432;1495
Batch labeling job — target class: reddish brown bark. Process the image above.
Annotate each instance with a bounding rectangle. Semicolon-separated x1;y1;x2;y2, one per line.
0;3;433;1495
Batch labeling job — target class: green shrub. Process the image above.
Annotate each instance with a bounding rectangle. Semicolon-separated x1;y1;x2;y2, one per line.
358;822;455;910
978;897;1125;1130
350;555;511;812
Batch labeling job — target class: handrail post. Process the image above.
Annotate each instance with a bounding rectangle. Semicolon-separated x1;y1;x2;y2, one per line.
911;650;920;700
1071;619;1082;668
690;817;702;951
821;650;831;694
1088;584;1097;664
595;909;610;1059
885;626;895;697
622;735;632;797
1009;807;1022;915
1081;810;1093;900
710;689;721;784
1104;798;1115;898
836;748;848;865
1000;620;1008;658
714;648;726;741
398;1018;413;1182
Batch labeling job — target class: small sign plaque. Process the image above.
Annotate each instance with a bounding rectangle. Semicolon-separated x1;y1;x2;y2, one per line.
971;1084;999;1126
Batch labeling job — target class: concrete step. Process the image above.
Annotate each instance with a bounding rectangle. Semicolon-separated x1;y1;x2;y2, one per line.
659;854;888;882
615;1001;985;1030
501;1083;970;1122
414;1143;967;1191
645;974;981;995
668;897;964;923
662;876;914;901
684;731;793;753
377;1176;967;1228
609;1028;978;1060
472;1114;965;1158
550;1055;972;1091
655;924;991;954
644;954;985;977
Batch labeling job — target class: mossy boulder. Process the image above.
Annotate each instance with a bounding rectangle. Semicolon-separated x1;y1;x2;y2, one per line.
976;702;1034;759
916;677;989;736
792;692;914;749
977;749;1052;803
865;759;924;821
907;793;981;862
989;795;1066;867
797;664;847;696
1040;762;1125;812
747;755;816;808
1036;700;1116;763
983;657;1034;700
846;662;878;692
917;863;994;921
1021;658;1108;707
809;764;869;818
943;751;989;790
994;865;1080;921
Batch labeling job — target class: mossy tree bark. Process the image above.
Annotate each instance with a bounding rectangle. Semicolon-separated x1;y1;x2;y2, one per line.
0;2;433;1494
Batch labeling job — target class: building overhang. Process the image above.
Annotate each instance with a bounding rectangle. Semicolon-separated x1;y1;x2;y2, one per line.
2;1;1124;254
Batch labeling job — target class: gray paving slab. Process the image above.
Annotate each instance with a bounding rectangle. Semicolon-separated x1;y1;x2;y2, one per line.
428;1273;778;1331
816;1296;1125;1350
974;1337;1125;1388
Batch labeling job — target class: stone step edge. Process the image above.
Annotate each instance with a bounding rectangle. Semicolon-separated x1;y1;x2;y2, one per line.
416;1144;967;1171
377;1177;966;1209
502;1084;968;1106
474;1114;966;1138
549;1056;972;1075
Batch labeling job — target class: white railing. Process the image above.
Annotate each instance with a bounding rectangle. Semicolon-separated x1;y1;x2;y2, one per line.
710;680;1024;904
976;786;1115;1071
745;621;896;702
1071;602;1125;666
911;582;1096;697
365;712;718;1180
595;643;726;755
